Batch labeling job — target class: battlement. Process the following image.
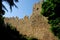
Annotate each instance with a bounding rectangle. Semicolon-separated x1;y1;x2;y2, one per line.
24;16;29;22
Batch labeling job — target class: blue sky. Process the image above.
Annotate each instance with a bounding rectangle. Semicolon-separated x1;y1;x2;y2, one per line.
3;0;40;19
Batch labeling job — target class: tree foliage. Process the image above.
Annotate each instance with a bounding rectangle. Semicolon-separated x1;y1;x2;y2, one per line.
0;23;27;40
41;0;60;39
2;0;18;11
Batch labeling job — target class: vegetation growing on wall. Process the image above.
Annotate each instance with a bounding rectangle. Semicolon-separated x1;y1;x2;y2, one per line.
41;0;60;39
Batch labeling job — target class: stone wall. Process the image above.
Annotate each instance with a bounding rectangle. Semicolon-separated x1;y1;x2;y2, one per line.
4;2;58;40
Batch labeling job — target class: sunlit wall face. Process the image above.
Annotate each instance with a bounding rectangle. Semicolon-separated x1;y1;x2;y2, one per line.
3;0;40;19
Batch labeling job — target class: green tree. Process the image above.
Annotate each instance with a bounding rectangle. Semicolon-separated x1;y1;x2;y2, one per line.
41;0;60;39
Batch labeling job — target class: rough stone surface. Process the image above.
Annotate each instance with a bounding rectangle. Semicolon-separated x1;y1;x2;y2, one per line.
4;2;58;40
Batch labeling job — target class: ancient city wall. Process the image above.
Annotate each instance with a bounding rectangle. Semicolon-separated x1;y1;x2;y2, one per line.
4;2;58;40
